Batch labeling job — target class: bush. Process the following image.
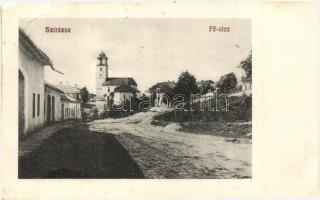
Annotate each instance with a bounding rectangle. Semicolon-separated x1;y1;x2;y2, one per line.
154;94;251;123
104;97;142;119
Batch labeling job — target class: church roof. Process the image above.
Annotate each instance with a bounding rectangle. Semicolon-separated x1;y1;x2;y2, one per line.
102;77;137;86
114;84;139;93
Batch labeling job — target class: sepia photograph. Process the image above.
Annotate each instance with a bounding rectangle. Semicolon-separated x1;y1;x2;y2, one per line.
18;18;252;179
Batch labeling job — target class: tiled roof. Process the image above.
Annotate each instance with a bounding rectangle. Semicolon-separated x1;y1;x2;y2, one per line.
60;95;70;102
148;81;176;93
114;84;139;93
45;81;64;94
60;95;80;102
102;77;137;86
55;84;80;94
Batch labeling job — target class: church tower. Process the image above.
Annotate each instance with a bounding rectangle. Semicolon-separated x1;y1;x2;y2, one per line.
96;51;108;97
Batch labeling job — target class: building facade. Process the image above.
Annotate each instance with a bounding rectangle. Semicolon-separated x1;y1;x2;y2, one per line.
113;84;139;105
19;28;55;137
19;28;82;139
55;84;82;120
44;83;64;124
147;81;176;107
242;77;252;91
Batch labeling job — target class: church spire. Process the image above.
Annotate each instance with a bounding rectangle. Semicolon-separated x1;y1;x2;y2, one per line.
96;51;109;97
97;51;108;66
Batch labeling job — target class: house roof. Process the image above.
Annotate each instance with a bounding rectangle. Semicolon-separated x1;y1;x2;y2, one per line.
148;81;176;93
19;29;53;68
102;77;137;86
60;95;70;102
19;28;63;74
45;81;64;94
55;84;80;94
197;80;215;85
60;95;80;102
44;82;80;102
114;84;139;93
242;76;252;82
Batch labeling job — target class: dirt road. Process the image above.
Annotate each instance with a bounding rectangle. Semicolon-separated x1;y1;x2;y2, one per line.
19;126;144;178
88;108;251;178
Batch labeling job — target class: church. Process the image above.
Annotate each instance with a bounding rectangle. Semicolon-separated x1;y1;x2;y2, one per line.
95;52;139;111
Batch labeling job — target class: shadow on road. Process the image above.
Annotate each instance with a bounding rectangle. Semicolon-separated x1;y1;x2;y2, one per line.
19;123;145;179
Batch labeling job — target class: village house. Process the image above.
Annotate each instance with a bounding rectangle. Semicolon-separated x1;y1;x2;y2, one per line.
56;83;81;100
113;84;140;105
94;51;138;112
55;84;82;120
242;76;252;91
196;80;215;88
197;80;215;95
19;28;58;137
147;81;176;107
45;82;82;124
19;28;82;138
44;82;65;124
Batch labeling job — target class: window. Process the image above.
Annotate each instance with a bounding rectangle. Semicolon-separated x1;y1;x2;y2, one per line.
100;67;102;71
37;94;40;116
32;93;35;118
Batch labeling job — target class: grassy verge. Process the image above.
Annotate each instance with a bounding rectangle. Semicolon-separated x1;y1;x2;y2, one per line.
152;95;252;138
180;121;251;138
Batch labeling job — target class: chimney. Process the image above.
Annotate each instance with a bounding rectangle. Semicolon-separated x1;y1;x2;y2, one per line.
74;84;78;88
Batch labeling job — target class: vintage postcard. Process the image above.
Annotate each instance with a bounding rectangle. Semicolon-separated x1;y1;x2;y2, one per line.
18;18;252;179
1;2;319;200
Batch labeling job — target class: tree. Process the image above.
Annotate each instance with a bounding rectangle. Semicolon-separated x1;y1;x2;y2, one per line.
80;87;89;104
238;52;252;79
216;72;237;94
173;71;199;103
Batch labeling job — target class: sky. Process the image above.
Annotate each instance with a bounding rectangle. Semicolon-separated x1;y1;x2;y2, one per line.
20;18;251;93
